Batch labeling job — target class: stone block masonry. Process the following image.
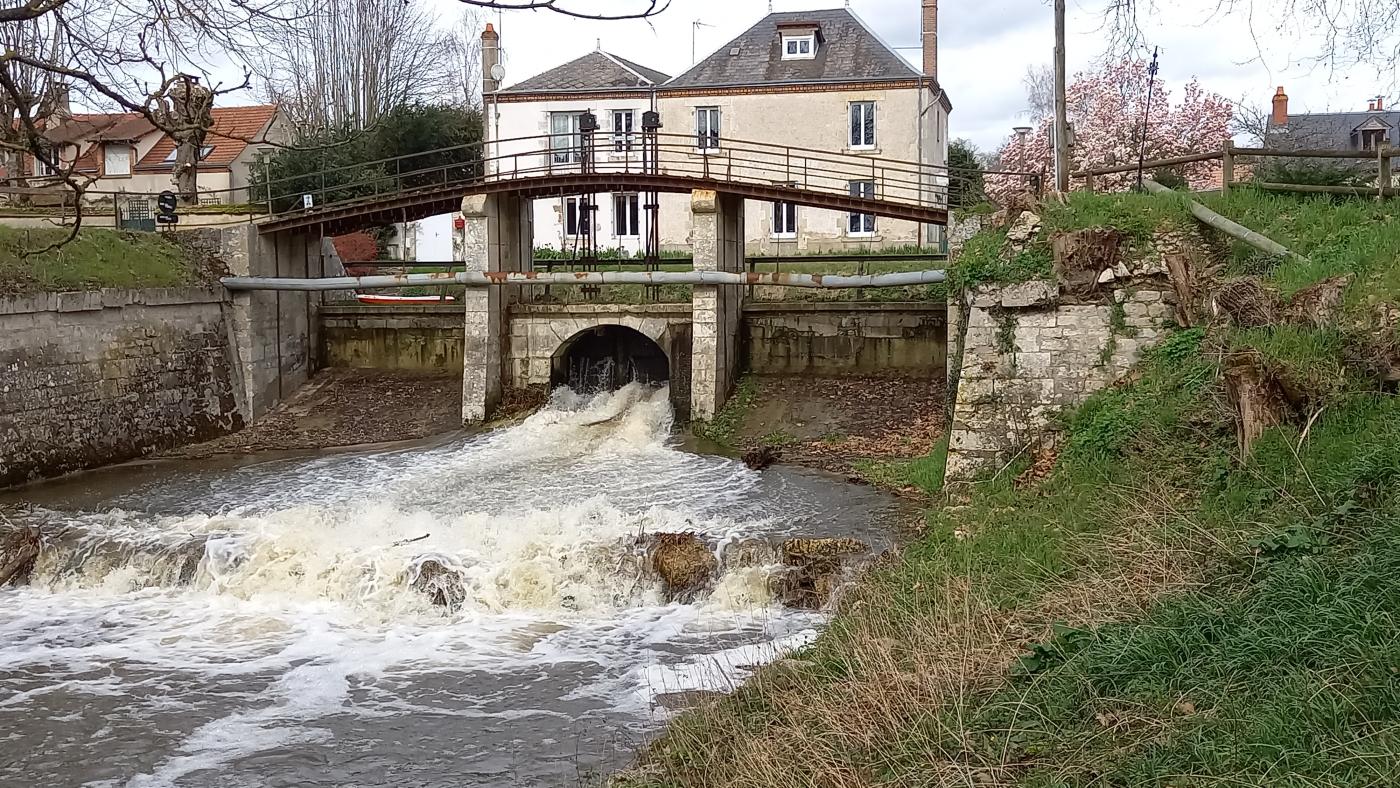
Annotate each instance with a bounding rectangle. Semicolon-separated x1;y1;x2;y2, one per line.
945;281;1176;482
0;287;243;488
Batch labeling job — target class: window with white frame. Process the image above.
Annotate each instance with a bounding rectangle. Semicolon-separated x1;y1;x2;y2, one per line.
550;112;583;164
848;180;875;235
782;34;816;60
849;102;876;149
565;197;592;236
613;110;636;153
614;193;640;236
104;144;131;177
696;107;721;151
772;201;797;238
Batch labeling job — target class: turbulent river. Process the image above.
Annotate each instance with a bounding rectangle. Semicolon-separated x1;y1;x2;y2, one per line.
0;385;898;787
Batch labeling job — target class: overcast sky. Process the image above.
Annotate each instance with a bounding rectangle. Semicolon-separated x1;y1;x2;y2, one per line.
478;0;1394;152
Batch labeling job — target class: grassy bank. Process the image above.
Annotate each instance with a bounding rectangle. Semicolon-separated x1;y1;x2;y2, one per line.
0;227;206;295
628;191;1400;786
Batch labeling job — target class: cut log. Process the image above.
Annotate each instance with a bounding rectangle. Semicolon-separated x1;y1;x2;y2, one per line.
1283;274;1353;328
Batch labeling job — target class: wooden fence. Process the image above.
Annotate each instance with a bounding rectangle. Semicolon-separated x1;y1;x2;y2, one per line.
1073;141;1396;198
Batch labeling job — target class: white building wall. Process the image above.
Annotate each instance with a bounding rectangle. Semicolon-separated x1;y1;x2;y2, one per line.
494;94;658;257
492;85;949;256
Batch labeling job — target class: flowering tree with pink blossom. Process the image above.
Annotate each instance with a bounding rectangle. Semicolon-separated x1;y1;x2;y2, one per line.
990;58;1235;198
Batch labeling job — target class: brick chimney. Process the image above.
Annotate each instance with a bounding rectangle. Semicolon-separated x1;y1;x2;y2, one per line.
1271;86;1289;126
1375;96;1385;111
482;23;501;96
1369;99;1377;112
921;0;938;83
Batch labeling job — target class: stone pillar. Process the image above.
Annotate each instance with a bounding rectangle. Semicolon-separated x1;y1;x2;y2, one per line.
461;192;532;423
690;189;744;420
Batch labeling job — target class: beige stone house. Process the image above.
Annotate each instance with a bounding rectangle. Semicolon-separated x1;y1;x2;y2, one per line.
489;2;950;255
29;104;290;206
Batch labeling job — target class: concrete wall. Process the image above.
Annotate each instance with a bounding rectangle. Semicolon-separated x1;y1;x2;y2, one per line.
178;224;325;421
321;304;464;369
0;287;243;488
744;302;947;377
690;190;745;420
945;280;1175;482
506;303;693;387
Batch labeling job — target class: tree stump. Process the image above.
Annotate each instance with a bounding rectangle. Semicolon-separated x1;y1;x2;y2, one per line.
1051;228;1124;296
1223;351;1291;459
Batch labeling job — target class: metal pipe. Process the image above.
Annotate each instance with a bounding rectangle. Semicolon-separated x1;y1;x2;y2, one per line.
221;270;947;292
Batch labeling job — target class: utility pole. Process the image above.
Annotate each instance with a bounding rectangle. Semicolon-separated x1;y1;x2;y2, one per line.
1053;0;1070;192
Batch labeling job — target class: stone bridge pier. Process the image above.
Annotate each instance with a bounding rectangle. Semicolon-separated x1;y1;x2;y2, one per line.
459;188;744;424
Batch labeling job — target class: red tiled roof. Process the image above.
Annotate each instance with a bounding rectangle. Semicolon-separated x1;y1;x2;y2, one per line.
45;113;156;144
137;105;278;171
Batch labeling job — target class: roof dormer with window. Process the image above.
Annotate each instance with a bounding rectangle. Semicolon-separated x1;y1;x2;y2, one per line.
777;22;821;61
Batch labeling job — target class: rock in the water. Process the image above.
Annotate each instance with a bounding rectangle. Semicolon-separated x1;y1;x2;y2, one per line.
778;538;867;609
411;558;468;612
648;532;718;600
722;538;779;570
742;446;778;470
0;526;41;587
653;689;727;711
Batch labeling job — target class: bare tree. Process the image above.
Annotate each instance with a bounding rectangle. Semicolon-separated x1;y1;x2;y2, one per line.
255;0;463;134
447;8;488;109
1022;64;1055;123
0;0;671;239
1101;0;1400;73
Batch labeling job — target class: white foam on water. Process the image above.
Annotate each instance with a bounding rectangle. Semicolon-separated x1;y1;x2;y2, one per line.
1;384;881;786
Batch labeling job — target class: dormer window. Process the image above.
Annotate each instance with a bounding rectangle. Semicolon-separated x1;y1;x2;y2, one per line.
782;34;816;60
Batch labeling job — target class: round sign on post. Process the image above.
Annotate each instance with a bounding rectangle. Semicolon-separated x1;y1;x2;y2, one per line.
156;191;179;225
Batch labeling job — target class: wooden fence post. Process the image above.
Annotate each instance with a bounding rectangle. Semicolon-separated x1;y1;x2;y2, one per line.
1221;140;1235;196
1085;172;1096;192
1379;143;1393;201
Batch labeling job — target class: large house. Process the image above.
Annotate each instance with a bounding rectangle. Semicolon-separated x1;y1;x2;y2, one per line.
487;2;949;255
1268;87;1398;151
29;104;290;204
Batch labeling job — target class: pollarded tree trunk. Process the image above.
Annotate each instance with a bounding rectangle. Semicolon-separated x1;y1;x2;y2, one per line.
153;76;215;206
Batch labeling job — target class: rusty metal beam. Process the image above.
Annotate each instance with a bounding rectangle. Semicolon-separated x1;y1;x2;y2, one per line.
221;270;947;292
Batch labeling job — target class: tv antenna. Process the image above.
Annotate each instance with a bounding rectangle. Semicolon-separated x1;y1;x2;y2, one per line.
692;20;715;65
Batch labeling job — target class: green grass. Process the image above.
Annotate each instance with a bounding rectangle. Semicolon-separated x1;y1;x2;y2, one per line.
1203;187;1400;301
692;374;758;447
0;227;200;295
630;192;1400;788
851;436;949;496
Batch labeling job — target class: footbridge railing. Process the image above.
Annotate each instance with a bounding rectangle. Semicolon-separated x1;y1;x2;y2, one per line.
252;123;1038;231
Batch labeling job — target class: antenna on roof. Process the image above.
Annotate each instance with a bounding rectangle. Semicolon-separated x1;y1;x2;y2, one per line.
692;19;715;66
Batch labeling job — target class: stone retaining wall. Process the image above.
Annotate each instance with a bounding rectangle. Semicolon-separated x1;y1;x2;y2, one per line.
0;287;242;488
946;279;1175;482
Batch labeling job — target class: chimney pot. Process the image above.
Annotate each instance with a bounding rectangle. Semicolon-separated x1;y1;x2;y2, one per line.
1369;99;1377;111
1377;96;1385;111
1271;86;1289;126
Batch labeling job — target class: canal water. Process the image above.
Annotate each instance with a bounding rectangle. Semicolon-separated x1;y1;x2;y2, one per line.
0;385;898;787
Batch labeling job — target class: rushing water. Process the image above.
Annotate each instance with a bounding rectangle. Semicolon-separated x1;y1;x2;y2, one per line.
0;385;898;787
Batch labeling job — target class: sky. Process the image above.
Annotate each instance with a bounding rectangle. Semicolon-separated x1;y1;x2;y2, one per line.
474;0;1396;153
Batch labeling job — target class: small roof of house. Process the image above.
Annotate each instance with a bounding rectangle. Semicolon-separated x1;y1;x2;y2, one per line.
45;113;157;144
137;104;279;171
501;51;670;94
1278;109;1400;146
665;8;921;90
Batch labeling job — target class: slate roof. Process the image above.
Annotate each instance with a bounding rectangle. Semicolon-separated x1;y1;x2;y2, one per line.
1276;110;1400;150
501;51;670;94
665;8;920;90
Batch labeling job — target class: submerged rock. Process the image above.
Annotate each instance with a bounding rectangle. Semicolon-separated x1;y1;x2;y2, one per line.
647;533;718;600
411;558;468;612
743;446;778;470
778;538;868;610
0;525;41;587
